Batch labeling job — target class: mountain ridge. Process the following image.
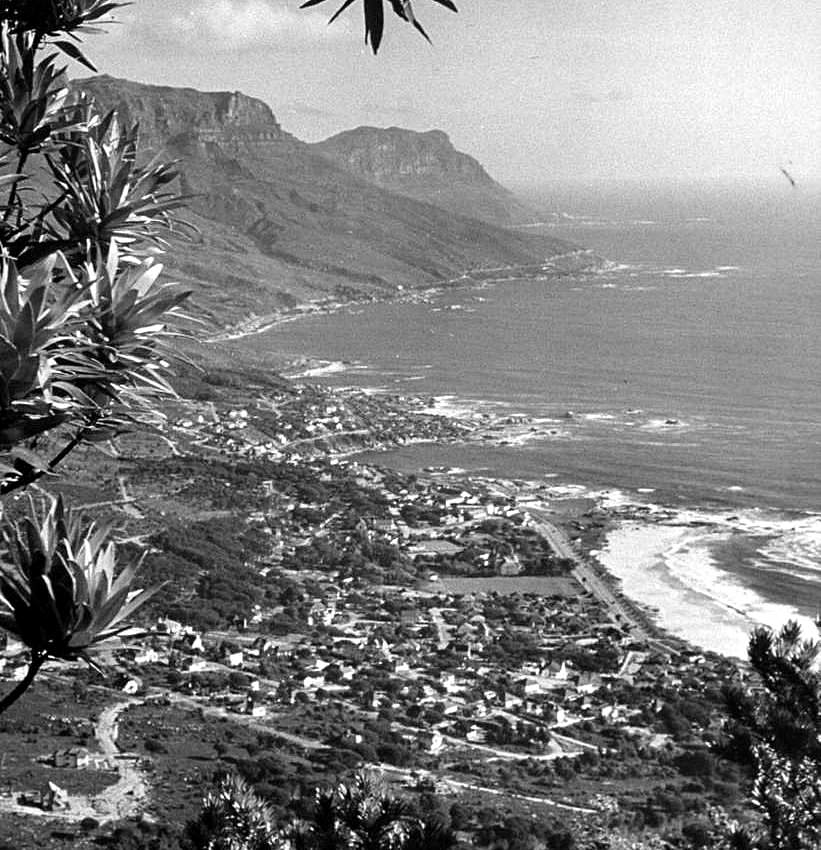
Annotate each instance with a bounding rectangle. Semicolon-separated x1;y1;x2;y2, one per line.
71;76;573;331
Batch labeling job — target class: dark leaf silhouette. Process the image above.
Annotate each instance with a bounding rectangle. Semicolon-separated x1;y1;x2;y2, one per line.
301;0;457;53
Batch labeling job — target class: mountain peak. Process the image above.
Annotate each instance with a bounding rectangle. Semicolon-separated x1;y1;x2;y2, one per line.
311;125;533;226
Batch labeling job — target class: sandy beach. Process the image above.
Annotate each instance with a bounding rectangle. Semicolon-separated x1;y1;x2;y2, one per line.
593;520;819;659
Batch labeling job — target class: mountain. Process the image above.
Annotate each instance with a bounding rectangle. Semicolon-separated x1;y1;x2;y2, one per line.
71;76;572;331
312;126;534;226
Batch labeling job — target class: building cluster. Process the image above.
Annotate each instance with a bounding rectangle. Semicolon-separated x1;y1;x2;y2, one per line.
165;384;470;464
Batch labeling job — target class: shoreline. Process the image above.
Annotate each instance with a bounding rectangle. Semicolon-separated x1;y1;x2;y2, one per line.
336;431;820;662
470;471;819;660
205;249;603;345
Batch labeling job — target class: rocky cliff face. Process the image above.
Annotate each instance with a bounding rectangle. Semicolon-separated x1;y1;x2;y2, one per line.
74;75;296;155
313;127;487;183
68;76;568;330
312;126;534;226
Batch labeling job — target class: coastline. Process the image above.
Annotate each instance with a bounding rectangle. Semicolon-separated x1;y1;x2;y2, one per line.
209;248;819;665
407;460;816;662
205;249;603;345
332;397;819;662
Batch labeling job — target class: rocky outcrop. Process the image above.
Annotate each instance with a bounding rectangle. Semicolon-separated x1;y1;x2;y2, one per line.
312;126;534;226
74;75;296;155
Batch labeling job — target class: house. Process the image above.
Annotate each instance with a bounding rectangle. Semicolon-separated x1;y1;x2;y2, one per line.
8;663;29;681
498;557;521;577
418;730;445;754
184;633;205;653
53;748;90;769
226;650;244;668
577;672;602;695
547;660;570;680
439;672;457;690
252;636;276;655
157;617;184;636
134;648;159;665
122;677;143;695
466;725;487;743
245;697;267;718
21;781;70;811
504;693;523;711
1;636;25;656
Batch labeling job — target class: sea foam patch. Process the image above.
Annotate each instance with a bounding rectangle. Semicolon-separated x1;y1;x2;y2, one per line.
287;359;364;378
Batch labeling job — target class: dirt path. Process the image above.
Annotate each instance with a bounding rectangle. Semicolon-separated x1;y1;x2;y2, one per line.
0;699;147;825
91;700;149;820
169;693;329;751
377;763;598;815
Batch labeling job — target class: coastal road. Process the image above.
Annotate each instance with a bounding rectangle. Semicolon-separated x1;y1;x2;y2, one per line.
526;508;650;642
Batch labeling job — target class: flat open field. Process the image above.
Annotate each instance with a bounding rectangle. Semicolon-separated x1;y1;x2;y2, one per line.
425;575;583;597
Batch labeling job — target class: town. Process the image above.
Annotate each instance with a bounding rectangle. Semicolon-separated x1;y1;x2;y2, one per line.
0;368;751;849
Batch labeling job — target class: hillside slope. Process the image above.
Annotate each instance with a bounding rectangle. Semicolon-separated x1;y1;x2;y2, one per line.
72;76;570;330
312;126;534;226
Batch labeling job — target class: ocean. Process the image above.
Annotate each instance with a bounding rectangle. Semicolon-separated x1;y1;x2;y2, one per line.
238;179;821;657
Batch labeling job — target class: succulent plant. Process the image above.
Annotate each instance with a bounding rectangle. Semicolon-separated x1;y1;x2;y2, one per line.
0;495;159;674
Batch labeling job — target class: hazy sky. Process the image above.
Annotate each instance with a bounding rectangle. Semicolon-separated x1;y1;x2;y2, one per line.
84;1;819;186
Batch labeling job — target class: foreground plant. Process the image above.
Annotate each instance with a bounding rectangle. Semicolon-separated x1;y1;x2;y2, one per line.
301;0;457;53
0;1;191;707
722;622;821;849
186;772;456;850
0;494;160;712
0;4;191;491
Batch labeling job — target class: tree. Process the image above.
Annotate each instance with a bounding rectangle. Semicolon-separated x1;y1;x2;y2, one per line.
185;771;456;850
185;774;278;850
0;1;188;710
721;621;821;849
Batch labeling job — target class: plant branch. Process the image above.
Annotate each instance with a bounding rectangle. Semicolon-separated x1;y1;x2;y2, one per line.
0;650;46;714
2;149;29;225
8;186;69;239
0;427;89;496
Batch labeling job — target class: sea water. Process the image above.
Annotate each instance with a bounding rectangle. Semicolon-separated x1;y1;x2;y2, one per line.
240;179;821;656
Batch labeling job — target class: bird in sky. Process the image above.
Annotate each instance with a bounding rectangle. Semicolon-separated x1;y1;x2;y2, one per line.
779;164;797;188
